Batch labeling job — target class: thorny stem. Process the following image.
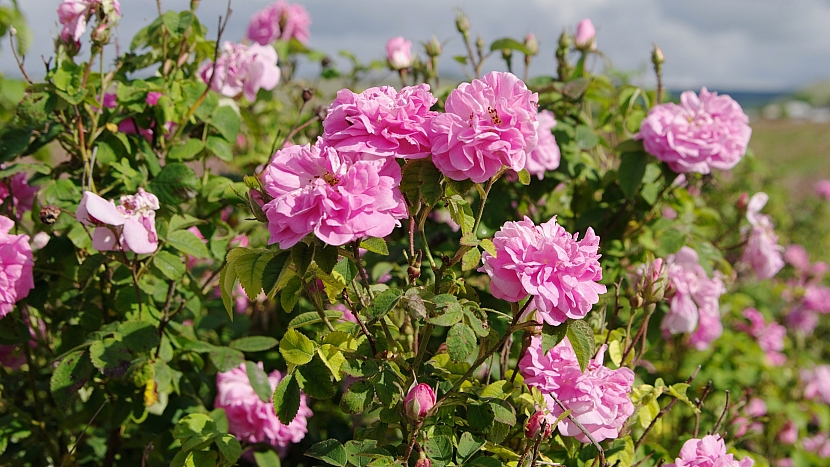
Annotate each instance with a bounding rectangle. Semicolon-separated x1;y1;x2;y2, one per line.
352;242;375;300
9;30;32;84
300;277;335;332
549;393;608;467
154;281;177;359
694;381;714;438
402;419;424;463
711;390;730;434
60;397;111;467
342;289;376;356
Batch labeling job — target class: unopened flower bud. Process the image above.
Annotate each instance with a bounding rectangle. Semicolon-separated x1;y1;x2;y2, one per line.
455;11;470;36
524;33;539;56
737;192;749;210
525;411;555;439
574;18;596;51
416;457;432;467
476;34;485;57
425;35;442;57
405;383;436;420
40;205;61;225
501;48;513;61
302;88;314;102
651;44;664;67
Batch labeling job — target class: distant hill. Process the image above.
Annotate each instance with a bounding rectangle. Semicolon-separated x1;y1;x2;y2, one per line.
667;89;792;110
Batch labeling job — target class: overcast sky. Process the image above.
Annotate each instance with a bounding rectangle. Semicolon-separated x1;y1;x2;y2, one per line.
4;0;830;91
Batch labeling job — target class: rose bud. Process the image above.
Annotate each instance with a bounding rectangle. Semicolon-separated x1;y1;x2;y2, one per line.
405;383;436;420
525;410;556;439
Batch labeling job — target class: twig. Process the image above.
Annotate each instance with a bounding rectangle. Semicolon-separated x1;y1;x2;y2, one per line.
60;397;111;467
342;289;376;356
403;420;424;463
604;279;623;346
8;29;32;84
634;366;700;451
549;393;607;467
711;390;730;434
694;381;713;438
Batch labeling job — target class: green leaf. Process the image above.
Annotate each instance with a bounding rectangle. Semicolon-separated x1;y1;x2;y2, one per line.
490;400;516;426
575;125;599;149
618;151;648;199
315;244;339;273
280;276;303;312
279;329;316;366
359;237;388;255
470;456;505;467
339;380;374;414
425;435;453;463
457;432;485;463
517;169;531;185
291;242;314;276
306;439;348;467
50;350;94;409
288;310;345;328
169;214;203;231
566;319;596;372
253;450;281;467
447;323;476;362
219;261;235;318
272;373;301;424
153;250;185;280
173;413;217;440
167;139;205;161
400;158;442;210
205;136;232;162
119;320;160;354
233;249;275;300
262;251;291;295
467;402;495;434
480;239;497;258
657;229;686;257
230;336;279;352
245;361;273;403
149;163;197;204
447;194;475;234
373;368;400;407
209;347;245;372
89;338;132;378
297;355;337;399
606;436;635;467
366;288;403;322
461;247;481;271
489;37;531;54
210;106;241;142
541;322;568;354
333;258;358;284
215;434;242;464
481;380;515;400
167;229;210;259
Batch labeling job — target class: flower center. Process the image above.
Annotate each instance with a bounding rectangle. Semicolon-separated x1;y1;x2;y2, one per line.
321;172;340;187
488;106;501;125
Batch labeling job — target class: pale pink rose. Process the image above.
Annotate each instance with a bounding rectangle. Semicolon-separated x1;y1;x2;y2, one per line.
146;92;162;106
525;110;561;179
785;306;819;335
740;193;784;280
262;141;407;249
0;172;39;219
744;398;767;418
666;435;754;467
525;410;556;439
519;337;634;443
662;247;725;349
404;383;436;419
639;88;751;174
215;363;312;456
803;284;830;314
31;232;50;251
58;0;94;43
479;216;606;326
815;180;830;201
0;216;34;318
574;19;596;51
430;71;538;183
118;118;154;142
801;365;830;404
386;36;412;69
776;459;793;467
328;303;357;323
784;244;811;271
76;189;159;254
803;433;830;458
322;84;437;160
430;209;460;232
247;1;311;45
200;42;280;101
737;308;786;365
778;421;798;445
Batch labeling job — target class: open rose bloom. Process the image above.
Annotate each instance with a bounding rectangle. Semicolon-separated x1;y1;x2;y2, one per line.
740;193;784;280
386;36;412;69
200;42;281;101
639;88;751;174
247;0;311;45
519;336;634;443
76;189;160;254
430;71;538;183
0;215;34;319
666;435;754;467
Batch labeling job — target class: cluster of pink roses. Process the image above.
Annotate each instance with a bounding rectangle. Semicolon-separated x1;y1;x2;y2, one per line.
214;364;312;454
262;71;562;249
519;336;634;443
740;193;784;280
479;216;606;326
200;42;281;102
781;245;830;335
736;308;786;365
247;1;311;46
639;88;751;174
666;435;754;467
660;247;726;350
0;216;34;319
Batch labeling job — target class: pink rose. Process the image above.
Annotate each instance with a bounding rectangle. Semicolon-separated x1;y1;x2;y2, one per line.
479;216;606;326
261;141;407;249
661;247;726;350
118;118;154;142
525;110;561;179
815;180;830;201
200;42;280;101
666;435;754;467
247;1;311;45
0;216;34;319
803;433;830;458
740;193;783;280
801;365;830;404
737;308;786;365
386;36;412;69
76;189;160;254
404;383;436;419
0;172;39;219
430;71;538;183
525;410;555;439
322;84;437;160
784;244;811;271
574;19;596;51
777;421;798;445
215;363;312;455
58;0;94;43
146;91;162;106
638;88;751;174
519;337;634;443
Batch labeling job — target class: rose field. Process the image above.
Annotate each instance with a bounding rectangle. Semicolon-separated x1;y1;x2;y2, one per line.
1;1;830;466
